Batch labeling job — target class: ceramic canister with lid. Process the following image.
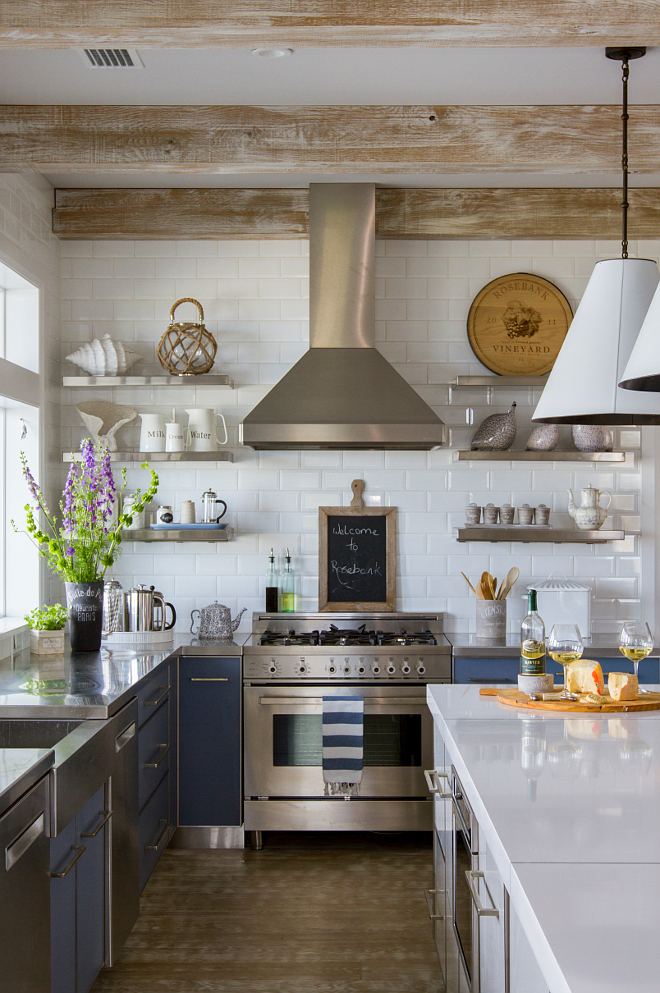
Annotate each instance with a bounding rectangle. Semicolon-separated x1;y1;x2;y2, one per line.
523;577;592;643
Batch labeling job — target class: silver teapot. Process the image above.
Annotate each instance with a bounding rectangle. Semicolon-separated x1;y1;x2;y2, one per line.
190;602;246;639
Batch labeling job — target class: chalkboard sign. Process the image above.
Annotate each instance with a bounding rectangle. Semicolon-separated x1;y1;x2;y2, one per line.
319;506;396;612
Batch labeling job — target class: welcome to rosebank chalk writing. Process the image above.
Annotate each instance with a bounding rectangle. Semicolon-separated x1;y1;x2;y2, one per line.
331;560;382;587
332;524;380;536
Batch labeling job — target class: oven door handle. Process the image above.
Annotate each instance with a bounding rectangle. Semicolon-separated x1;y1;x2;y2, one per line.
424;769;452;799
257;697;424;706
465;870;500;918
451;794;472;841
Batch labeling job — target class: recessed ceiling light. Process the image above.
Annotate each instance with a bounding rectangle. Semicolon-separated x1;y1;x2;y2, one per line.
251;48;293;58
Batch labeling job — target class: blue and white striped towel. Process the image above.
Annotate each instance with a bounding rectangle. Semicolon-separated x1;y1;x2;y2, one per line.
322;695;364;797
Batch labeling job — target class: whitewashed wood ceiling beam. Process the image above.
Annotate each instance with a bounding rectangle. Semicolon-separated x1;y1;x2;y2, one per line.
0;1;658;47
52;187;660;240
3;104;660;174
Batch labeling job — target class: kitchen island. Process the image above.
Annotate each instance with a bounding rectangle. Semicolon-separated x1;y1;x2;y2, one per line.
427;683;660;993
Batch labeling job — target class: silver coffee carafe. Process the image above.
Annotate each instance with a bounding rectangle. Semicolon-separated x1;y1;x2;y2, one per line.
126;584;177;632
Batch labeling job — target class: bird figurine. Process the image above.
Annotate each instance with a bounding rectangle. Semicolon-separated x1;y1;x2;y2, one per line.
525;423;559;451
75;402;137;452
470;402;517;451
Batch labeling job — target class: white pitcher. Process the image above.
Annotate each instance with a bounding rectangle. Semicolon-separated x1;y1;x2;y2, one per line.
185;408;228;451
139;413;166;452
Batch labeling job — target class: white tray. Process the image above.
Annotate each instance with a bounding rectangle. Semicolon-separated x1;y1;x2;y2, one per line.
102;630;174;646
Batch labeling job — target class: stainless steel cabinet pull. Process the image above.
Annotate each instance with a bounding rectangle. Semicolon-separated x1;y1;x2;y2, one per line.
424;888;444;921
50;844;86;878
6;813;45;871
190;677;229;682
465;870;500;918
81;809;113;838
424;769;452;799
115;721;136;752
143;685;170;707
144;819;169;851
144;743;170;769
258;696;422;706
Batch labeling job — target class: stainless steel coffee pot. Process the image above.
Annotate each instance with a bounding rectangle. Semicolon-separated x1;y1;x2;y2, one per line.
200;489;227;524
126;584;176;632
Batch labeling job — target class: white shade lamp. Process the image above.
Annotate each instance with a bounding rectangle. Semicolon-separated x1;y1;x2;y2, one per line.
619;280;660;392
533;46;660;426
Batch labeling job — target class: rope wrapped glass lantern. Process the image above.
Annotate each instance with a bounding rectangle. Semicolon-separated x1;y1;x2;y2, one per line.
157;298;217;376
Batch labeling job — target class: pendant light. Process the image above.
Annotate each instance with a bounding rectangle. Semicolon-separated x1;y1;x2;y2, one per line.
533;47;660;425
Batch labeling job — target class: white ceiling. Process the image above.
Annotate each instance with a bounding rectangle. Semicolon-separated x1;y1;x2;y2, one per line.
2;46;659;189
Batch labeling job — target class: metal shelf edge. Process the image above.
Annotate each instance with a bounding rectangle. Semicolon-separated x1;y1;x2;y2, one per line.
456;528;626;544
63;451;234;463
119;528;234;542
452;450;629;463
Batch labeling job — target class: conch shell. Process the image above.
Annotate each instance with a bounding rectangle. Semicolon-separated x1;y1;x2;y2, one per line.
66;335;141;376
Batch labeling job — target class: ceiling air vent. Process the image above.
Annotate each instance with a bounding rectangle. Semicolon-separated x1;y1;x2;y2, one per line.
79;48;144;69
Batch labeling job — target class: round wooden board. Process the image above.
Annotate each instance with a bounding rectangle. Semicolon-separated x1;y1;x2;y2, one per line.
467;272;572;376
495;687;660;713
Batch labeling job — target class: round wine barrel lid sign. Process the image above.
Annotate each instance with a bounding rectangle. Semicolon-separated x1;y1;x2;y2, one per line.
467;272;572;376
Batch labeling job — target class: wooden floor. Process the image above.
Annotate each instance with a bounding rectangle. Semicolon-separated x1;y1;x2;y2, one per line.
91;831;443;993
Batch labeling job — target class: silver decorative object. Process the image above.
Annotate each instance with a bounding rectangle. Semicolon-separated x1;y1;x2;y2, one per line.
536;504;551;525
465;503;481;525
66;335;141;376
518;503;535;525
470;402;517;451
500;503;515;524
525;423;559;451
571;424;614;452
75;401;137;452
483;503;499;524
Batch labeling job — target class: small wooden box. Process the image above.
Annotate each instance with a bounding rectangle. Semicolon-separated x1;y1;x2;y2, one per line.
30;629;65;655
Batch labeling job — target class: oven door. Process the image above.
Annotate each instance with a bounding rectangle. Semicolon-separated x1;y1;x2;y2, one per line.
244;683;432;799
452;769;480;992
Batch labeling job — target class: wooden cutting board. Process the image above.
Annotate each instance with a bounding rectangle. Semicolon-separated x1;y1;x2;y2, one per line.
480;686;660;713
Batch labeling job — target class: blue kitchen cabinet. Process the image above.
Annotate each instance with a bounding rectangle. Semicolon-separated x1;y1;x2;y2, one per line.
50;785;108;993
137;661;176;892
454;656;659;684
178;657;241;827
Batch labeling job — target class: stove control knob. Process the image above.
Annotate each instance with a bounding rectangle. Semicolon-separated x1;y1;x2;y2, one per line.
328;665;336;674
358;666;365;674
343;664;352;675
402;664;411;675
298;664;308;674
372;664;381;674
269;665;277;674
416;664;426;675
387;664;396;675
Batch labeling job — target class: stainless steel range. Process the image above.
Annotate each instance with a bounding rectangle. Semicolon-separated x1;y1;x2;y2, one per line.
243;612;450;844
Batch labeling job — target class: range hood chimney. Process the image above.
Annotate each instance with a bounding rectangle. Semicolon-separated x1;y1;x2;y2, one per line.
241;183;447;450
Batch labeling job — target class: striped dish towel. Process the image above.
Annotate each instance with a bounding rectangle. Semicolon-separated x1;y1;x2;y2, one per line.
322;695;364;797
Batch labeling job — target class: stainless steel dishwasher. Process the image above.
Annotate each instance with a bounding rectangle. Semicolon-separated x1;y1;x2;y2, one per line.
0;775;50;991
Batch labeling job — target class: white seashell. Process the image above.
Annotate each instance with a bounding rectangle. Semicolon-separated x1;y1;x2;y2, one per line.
66;335;141;376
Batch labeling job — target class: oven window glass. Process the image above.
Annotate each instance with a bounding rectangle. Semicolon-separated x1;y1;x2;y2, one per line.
272;714;422;767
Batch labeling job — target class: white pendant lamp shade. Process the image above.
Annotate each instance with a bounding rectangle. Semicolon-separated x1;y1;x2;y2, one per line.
532;258;660;424
619;278;660;392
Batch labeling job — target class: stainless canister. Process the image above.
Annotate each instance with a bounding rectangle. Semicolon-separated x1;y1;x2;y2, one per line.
102;579;126;634
126;584;177;632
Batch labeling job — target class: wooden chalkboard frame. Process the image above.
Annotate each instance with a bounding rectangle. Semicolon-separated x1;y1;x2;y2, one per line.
318;506;396;612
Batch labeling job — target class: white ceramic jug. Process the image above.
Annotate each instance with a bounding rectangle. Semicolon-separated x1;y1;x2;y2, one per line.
567;485;612;530
185;408;228;451
139;413;166;452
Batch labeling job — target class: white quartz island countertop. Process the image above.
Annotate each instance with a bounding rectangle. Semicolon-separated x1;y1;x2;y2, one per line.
427;684;660;993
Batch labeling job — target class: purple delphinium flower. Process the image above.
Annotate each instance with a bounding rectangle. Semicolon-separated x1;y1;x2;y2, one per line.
62;463;76;533
20;452;41;503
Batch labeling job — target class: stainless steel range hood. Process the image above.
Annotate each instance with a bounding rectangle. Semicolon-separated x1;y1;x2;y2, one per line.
241;184;447;450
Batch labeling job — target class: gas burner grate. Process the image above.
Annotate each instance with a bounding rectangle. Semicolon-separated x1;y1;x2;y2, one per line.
258;624;438;648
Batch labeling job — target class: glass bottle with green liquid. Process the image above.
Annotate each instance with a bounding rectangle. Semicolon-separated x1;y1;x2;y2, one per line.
281;548;295;613
520;589;546;676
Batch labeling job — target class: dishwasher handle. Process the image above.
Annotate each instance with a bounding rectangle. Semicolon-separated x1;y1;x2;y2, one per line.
465;870;500;918
5;812;45;871
424;769;452;799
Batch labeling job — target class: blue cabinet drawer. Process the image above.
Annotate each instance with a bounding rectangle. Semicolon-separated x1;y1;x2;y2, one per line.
136;666;171;729
454;656;659;684
139;772;170;893
138;701;170;812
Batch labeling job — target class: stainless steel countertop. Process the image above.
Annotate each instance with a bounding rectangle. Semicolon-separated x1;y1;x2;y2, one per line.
444;633;656;658
0;635;243;719
0;748;53;818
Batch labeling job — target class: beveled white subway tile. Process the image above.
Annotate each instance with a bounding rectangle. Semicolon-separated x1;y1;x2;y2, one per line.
195;555;238;576
239;257;280;278
260;491;301;512
113;257;155;278
60;241;93;258
375;257;407;277
595;577;638;599
93;241;135;257
385;277;427;299
114;300;155;321
62;279;93;300
175;575;218;597
237;342;280;364
406;300;447;321
375;299;406;321
448;469;490;491
406;470;447;491
403;512;446;533
281;256;309;278
92;278;134;300
176;241;218;257
70;299;114;321
343;451;384;469
280;470;321;490
239;299;280;321
71;257;115;278
259;321;302;341
133;241;177;257
258;450;301;469
386;320;428;341
385;240;427;256
134;278;176;299
259;240;302;257
280;512;317;532
574;557;615;577
280;299;309;320
405;554;447;576
279;342;306;364
153;257;196;278
301;451;342;468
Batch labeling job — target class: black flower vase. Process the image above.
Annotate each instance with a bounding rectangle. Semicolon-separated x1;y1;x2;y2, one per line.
65;581;104;652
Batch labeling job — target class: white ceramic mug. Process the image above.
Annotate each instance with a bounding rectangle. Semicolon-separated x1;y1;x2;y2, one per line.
185;407;228;452
139;413;166;453
165;421;187;452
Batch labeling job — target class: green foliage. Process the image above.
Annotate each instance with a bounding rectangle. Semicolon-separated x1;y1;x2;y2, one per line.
25;603;69;630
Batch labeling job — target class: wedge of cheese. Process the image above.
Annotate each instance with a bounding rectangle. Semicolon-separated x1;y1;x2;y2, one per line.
607;671;638;702
566;660;605;696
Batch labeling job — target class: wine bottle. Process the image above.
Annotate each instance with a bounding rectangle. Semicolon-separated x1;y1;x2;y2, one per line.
520;589;546;675
281;548;295;613
265;548;279;613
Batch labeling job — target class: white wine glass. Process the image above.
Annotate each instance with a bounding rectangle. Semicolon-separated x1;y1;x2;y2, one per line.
619;621;653;694
547;624;583;693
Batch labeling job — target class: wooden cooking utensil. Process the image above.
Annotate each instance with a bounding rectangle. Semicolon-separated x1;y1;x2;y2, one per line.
498;566;520;600
461;572;478;596
480;572;492;599
475;581;485;600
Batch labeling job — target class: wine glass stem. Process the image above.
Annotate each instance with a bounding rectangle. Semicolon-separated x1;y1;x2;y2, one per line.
563;664;568;692
634;660;639;682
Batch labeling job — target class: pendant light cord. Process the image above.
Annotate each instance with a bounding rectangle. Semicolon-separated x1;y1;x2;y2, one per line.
621;56;630;259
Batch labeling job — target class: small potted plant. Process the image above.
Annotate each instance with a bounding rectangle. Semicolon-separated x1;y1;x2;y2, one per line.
13;439;159;652
25;604;69;655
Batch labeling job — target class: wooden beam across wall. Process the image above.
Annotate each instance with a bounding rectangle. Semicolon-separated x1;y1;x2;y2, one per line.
0;1;658;47
4;104;660;175
52;187;660;241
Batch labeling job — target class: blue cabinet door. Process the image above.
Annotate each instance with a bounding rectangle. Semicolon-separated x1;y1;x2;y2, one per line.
178;657;241;826
454;656;659;684
75;786;107;993
50;819;77;993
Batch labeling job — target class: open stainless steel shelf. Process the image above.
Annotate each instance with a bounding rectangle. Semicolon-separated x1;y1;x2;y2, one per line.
120;528;234;542
452;450;630;463
63;374;233;388
456;527;625;544
446;375;549;388
63;450;234;463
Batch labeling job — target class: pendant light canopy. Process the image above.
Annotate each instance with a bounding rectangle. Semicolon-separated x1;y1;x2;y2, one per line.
533;47;660;426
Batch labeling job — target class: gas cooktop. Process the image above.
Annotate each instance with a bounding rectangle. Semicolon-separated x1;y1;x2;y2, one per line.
258;624;439;648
